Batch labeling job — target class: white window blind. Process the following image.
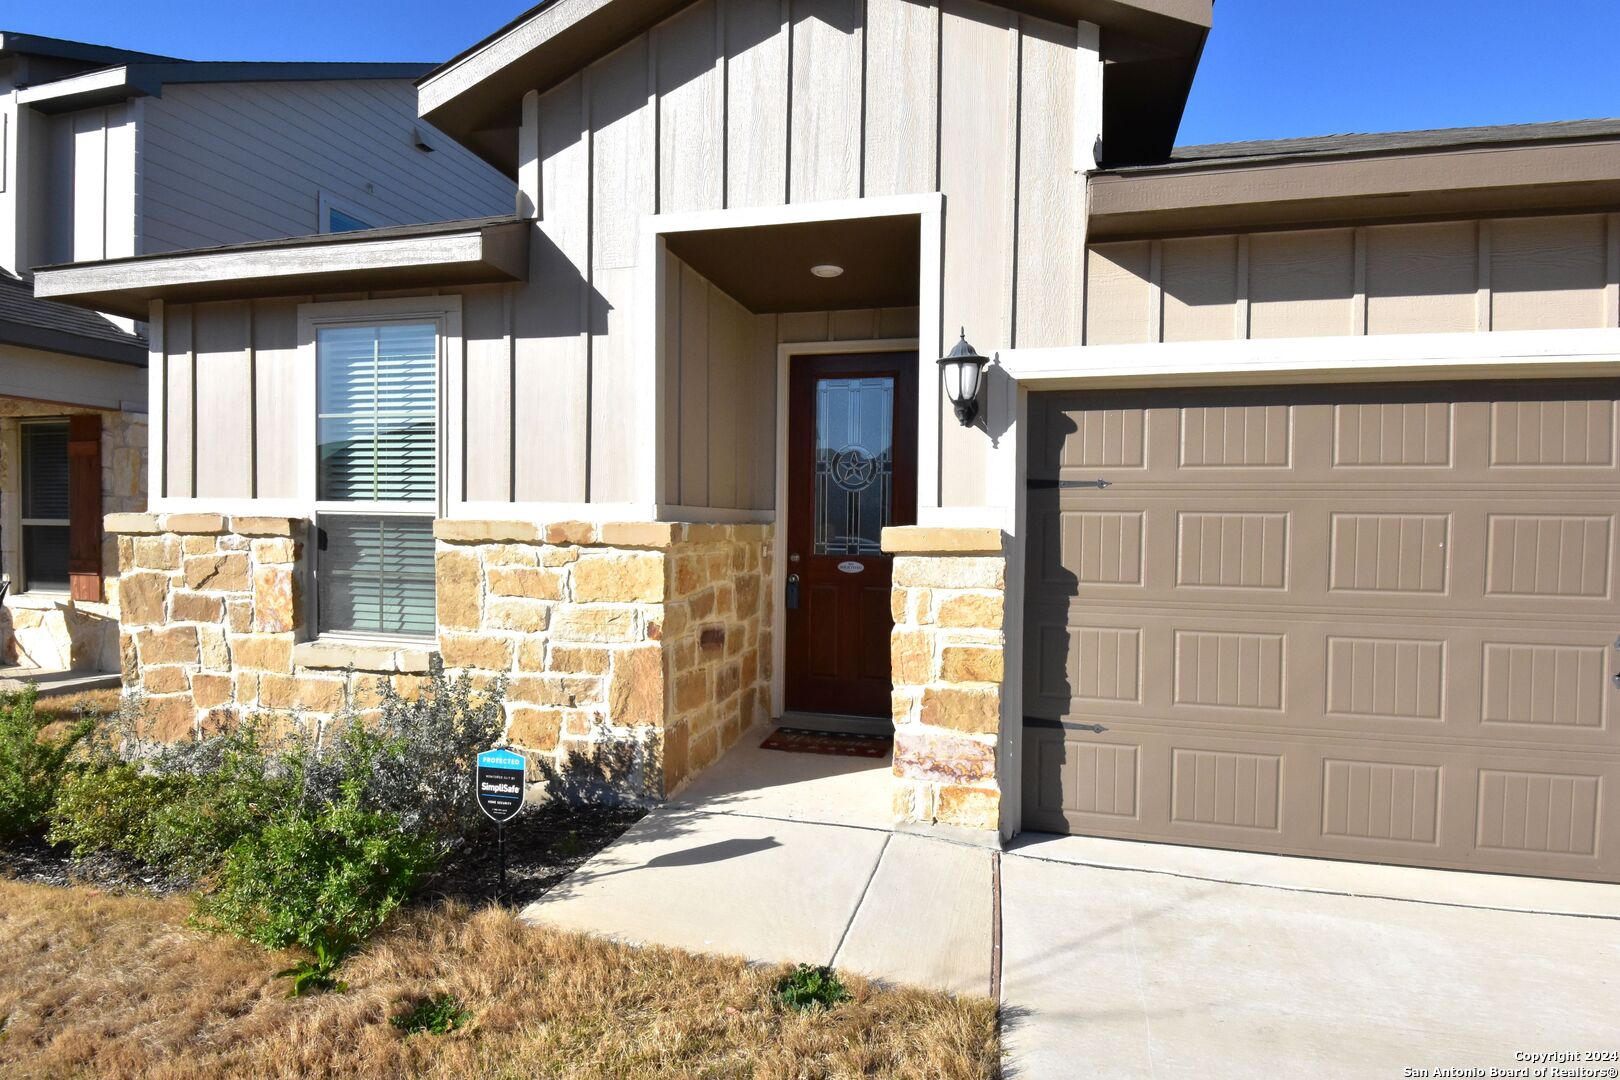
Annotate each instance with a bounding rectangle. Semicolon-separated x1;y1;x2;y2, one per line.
317;515;436;637
317;323;437;503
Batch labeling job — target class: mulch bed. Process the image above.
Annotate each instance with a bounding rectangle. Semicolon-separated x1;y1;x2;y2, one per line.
0;801;644;910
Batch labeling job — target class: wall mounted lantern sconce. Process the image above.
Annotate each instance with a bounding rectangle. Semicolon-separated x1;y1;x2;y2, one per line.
939;329;989;427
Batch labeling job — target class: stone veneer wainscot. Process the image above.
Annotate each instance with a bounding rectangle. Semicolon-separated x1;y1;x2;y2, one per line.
105;513;772;802
882;526;1006;834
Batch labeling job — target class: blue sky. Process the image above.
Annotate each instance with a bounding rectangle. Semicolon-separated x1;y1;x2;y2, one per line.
13;1;1620;147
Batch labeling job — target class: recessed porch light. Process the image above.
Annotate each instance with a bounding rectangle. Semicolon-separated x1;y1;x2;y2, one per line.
810;263;845;278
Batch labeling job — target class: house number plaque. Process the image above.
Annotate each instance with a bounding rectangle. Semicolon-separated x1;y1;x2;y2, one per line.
837;561;865;574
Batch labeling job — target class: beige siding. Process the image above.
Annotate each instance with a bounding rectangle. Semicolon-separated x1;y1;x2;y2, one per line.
139;80;513;254
1087;213;1620;344
43;104;137;266
519;0;1095;510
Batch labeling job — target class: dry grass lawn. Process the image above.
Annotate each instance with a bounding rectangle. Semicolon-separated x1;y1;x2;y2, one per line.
0;880;1000;1079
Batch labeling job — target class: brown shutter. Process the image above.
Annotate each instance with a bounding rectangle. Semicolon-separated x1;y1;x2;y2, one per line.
67;414;103;603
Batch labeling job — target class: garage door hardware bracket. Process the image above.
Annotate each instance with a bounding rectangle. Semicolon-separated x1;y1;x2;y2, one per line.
1028;478;1112;490
1072;722;1108;733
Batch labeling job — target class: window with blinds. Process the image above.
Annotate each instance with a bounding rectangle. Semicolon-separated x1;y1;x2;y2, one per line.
20;421;71;593
315;322;437;638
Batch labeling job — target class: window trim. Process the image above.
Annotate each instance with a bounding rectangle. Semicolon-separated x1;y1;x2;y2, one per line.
16;418;73;597
296;296;462;644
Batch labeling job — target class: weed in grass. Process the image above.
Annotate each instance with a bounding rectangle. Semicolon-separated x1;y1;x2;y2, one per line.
554;829;584;858
392;993;472;1036
774;963;853;1011
275;940;350;997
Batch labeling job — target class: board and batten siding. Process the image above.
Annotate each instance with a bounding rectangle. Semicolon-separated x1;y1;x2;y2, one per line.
517;0;1098;510
43;104;138;267
139;80;514;255
1086;212;1620;345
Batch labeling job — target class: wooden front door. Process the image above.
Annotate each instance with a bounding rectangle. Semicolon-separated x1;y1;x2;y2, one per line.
785;353;918;718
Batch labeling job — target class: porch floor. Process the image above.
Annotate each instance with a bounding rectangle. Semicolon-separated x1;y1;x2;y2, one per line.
521;723;995;995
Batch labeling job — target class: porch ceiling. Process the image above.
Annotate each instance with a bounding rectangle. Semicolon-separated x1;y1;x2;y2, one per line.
664;214;921;314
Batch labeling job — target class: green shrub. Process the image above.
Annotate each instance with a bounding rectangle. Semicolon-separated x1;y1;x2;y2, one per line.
774;965;852;1012
392;993;472;1035
0;687;96;841
48;717;294;877
193;781;438;959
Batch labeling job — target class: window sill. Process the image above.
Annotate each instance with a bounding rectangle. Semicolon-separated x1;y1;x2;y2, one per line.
293;638;435;675
5;591;73;610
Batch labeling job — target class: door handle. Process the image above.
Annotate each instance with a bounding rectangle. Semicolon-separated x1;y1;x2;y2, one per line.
786;574;800;610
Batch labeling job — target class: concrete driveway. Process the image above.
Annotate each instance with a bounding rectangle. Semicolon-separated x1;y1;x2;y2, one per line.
1001;836;1620;1078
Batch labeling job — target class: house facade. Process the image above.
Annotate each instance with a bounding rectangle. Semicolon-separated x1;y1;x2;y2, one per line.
0;30;513;671
34;0;1620;883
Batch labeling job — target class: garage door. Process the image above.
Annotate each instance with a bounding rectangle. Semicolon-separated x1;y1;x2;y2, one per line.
1023;379;1620;882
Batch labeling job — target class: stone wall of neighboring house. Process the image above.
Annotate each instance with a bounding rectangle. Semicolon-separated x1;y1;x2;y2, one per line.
883;528;1007;836
1;399;145;672
104;513;773;804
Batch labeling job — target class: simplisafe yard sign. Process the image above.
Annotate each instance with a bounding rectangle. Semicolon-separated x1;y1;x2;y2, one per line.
476;747;526;823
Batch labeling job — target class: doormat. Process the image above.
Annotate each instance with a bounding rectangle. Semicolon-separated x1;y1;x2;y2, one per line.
760;727;892;758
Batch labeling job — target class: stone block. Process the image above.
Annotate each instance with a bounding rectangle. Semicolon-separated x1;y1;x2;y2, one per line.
119;632;138;684
935;785;1001;831
191;673;233;709
549;644;611;675
169;590;224;624
165;513;227;535
880;526;1002;555
551;606;640;643
183;536;218;556
230;633;293;673
609;645;664;727
297;678;346;714
543;521;598;545
487;566;564;600
137;625;199;665
735;574;761;617
940;645;1004;684
226;598;253;633
597;522;677;549
198;626;231;671
395;650;432;674
541;547;580;567
935;592;1004;630
662;722;689;795
674;668;708;713
508;707;563;752
439;633;514;671
516;638;547;672
133;536;183;570
121;572;170;626
572;553;665;603
234;671;260;705
435;549;482;630
509;675;577;707
893;556;1005;591
144;694;195;742
292;640;397;672
232;516;298;537
482;544;539;567
486;598;551;633
251;538;297;565
713;661;740;702
891;629;935;685
257;674;297;709
104;512;161;535
253;567;297;633
433;520;542;544
143;665;190;695
892;729;996;785
920;686;1001;735
184;552;250;593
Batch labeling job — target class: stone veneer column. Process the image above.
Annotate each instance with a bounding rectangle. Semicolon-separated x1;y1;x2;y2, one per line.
881;526;1006;836
431;520;773;801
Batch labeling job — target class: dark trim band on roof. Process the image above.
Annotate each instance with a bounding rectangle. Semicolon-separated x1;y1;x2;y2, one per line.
1089;126;1620;239
32;217;531;320
16;60;438;114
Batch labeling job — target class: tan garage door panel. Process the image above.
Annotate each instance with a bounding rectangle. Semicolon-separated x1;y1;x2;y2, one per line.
1023;380;1620;883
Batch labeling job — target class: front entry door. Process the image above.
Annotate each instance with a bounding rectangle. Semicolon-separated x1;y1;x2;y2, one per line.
785;353;918;718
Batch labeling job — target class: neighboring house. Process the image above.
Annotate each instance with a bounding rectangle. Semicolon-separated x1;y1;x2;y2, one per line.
0;30;513;672
34;0;1620;885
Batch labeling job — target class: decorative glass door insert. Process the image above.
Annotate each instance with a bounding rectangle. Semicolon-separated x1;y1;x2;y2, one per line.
812;376;895;556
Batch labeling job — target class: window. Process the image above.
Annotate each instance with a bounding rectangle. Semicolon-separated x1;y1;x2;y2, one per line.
19;421;71;592
328;206;373;233
315;322;438;638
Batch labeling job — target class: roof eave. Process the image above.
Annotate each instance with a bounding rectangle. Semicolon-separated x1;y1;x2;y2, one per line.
1088;137;1620;240
33;219;531;320
0;320;147;367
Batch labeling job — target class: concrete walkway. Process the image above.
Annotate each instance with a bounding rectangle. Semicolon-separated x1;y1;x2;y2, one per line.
1002;834;1620;1079
522;730;996;995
